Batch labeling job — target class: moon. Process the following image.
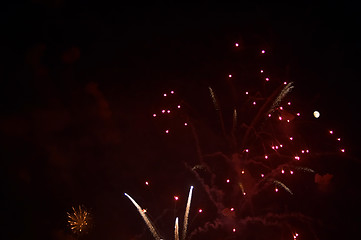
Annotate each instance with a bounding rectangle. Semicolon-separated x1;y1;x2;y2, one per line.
313;111;320;118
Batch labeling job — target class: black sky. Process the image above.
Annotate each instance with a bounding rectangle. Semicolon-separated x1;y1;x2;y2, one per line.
1;1;361;240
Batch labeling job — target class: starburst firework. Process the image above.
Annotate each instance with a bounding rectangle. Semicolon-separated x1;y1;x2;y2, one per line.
67;205;91;235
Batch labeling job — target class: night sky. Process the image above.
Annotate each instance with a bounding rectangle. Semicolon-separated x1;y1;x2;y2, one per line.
2;1;361;240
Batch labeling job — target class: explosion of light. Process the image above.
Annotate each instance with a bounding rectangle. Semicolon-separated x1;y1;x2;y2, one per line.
182;186;194;240
67;205;91;235
151;45;348;239
124;193;162;240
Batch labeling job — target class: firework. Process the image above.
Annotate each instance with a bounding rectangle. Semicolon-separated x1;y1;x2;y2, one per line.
124;193;162;240
151;43;347;239
67;205;91;235
182;186;193;240
125;186;194;240
174;217;179;240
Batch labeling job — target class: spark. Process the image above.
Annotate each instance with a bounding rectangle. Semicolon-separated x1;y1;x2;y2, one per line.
198;209;203;213
124;193;162;240
229;74;232;78
235;43;239;47
174;196;179;201
265;77;269;81
261;50;265;54
171;90;175;94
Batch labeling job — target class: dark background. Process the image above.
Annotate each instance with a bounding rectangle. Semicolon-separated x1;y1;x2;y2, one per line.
1;1;360;239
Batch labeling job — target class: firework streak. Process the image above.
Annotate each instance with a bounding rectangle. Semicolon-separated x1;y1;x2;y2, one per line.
124;193;162;240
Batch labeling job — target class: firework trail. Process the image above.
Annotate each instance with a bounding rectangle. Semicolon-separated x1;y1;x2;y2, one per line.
273;180;293;195
268;82;294;114
174;217;179;240
208;86;226;138
182;186;193;240
124;193;162;240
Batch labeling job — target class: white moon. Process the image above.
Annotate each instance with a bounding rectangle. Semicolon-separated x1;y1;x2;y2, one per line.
313;111;320;118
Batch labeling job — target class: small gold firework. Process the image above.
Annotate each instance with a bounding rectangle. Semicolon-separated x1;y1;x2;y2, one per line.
67;205;91;234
